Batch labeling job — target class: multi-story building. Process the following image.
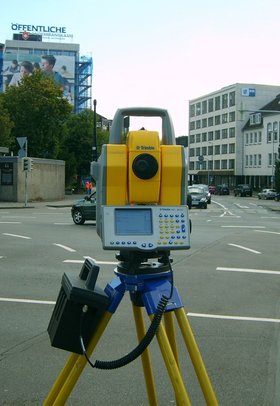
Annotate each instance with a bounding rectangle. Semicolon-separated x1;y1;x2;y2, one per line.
242;94;280;189
188;83;280;188
0;33;93;113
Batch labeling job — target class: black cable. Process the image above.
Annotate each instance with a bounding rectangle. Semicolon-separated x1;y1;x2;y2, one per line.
80;258;174;370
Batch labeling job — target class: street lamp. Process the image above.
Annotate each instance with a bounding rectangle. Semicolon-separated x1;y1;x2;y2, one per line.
207;141;213;185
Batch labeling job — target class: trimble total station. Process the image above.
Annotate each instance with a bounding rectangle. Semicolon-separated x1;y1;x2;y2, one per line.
91;107;190;253
44;109;218;406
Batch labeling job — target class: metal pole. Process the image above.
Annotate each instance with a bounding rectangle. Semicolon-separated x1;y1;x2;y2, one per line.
92;99;97;162
24;139;28;208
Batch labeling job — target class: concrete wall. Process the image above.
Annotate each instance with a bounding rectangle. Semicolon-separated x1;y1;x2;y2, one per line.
0;156;65;202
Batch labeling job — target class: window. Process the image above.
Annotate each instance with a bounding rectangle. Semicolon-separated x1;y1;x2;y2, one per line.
189;121;195;131
208;160;213;170
254;154;257;166
189;148;195;157
189;161;195;170
258;132;262;143
229;159;235;169
273;121;278;141
202;118;207;128
215;96;221;110
254;132;258;144
208;117;214;126
189;134;195;144
229;143;235;153
215;115;221;125
215;130;220;140
249;155;253;166
222;129;228;139
221;160;227;169
196;133;201;142
222;94;228;108
202;100;207;114
250;133;253;144
222;113;228;123
229;111;235;122
229;127;235;138
196;120;201;129
245;133;249;144
190;105;195;118
208;145;213;155
229;91;235;107
221;144;228;154
196;147;201;156
208;131;213;141
196;102;201;116
202;146;207;155
214;160;220;169
267;123;272;142
245;156;248;167
202;132;207;142
208;98;214;112
258;154;261;166
214;145;220;155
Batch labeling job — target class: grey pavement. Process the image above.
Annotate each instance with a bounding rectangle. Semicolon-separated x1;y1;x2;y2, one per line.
0;193;86;209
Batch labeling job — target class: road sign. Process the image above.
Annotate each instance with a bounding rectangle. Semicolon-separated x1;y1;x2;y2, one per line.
198;155;204;162
16;137;27;149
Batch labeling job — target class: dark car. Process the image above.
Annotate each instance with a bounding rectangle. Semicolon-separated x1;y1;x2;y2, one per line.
188;186;208;209
195;184;211;204
71;191;96;224
234;184;252;197
216;184;230;195
275;192;280;201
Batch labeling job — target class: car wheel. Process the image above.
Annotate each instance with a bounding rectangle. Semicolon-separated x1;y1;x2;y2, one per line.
72;209;85;225
203;204;207;209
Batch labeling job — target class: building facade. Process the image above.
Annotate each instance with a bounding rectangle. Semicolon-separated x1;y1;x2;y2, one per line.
242;95;280;189
1;35;93;112
188;83;280;189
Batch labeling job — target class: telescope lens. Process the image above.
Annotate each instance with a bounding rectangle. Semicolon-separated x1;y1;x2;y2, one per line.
132;153;158;180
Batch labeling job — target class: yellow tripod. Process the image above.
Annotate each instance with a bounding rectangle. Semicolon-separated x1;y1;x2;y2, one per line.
44;258;218;406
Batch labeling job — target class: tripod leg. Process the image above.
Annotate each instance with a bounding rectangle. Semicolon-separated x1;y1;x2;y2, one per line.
132;304;158;406
151;316;192;406
164;312;179;367
43;311;112;406
175;308;218;406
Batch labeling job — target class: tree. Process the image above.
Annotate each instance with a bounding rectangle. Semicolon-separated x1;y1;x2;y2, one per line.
61;109;109;187
0;94;14;148
3;70;72;158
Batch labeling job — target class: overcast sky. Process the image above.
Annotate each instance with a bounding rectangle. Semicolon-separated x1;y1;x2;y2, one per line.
1;0;280;135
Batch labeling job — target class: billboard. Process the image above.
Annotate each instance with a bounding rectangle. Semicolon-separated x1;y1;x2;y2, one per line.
1;52;75;105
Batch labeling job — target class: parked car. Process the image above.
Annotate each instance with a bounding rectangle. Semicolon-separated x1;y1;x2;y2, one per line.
216;184;230;195
71;191;96;224
275;192;280;201
234;184;252;197
195;184;211;204
257;189;276;200
188;186;208;209
208;185;216;195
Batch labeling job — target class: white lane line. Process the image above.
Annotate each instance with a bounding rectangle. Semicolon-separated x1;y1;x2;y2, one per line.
0;222;22;224
217;267;280;275
63;258;118;265
254;230;280;235
235;204;249;209
53;243;76;252
187;312;280;323
228;243;261;254
222;225;265;228
0;297;55;305
54;223;72;225
2;233;31;239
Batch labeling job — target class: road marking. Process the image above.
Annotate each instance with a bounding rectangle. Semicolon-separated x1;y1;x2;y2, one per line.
0;297;55;305
221;225;265;228
2;233;31;239
187;312;280;323
53;243;76;252
235;204;249;209
228;243;261;254
54;223;72;225
63;258;118;265
217;267;280;275
254;230;280;235
0;221;22;224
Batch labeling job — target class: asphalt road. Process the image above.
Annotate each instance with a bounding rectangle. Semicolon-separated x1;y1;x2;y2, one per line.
0;195;280;405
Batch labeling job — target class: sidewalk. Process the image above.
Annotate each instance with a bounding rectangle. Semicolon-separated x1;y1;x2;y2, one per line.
0;194;85;209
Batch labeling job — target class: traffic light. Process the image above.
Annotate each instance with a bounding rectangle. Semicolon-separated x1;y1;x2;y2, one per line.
23;157;29;171
28;158;33;171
